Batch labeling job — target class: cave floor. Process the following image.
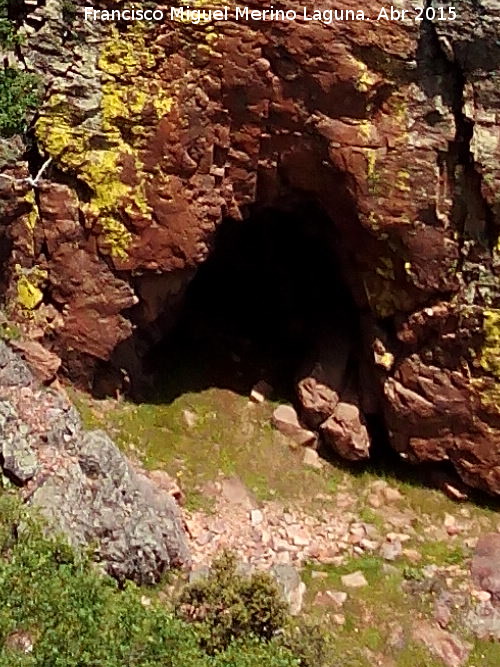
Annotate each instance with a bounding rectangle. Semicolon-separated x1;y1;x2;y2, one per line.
71;383;500;666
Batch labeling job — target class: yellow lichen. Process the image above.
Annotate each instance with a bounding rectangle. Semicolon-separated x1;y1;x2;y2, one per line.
34;19;183;263
366;149;380;194
97;216;133;260
395;169;411;192
98;26;155;78
358;120;373;142
14;265;48;311
350;56;377;93
480;309;500;380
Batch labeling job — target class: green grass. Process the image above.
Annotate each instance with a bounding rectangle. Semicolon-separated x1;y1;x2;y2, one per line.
70;387;342;506
69;379;500;667
0;494;300;666
418;541;467;566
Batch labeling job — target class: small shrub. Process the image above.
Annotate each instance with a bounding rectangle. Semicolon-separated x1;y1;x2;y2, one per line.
282;619;339;667
0;495;300;666
61;0;77;25
0;67;41;137
176;551;288;654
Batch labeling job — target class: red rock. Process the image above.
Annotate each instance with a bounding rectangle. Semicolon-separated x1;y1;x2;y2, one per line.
1;0;499;495
321;400;370;461
10;339;61;383
412;622;471;667
296;328;351;428
471;533;500;600
271;405;317;447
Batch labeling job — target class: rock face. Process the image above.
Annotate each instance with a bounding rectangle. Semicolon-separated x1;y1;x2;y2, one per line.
0;342;190;583
0;1;499;491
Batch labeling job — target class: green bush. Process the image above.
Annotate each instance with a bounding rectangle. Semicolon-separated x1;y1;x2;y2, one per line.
176;551;289;654
0;495;299;666
0;67;40;138
0;0;19;49
282;618;339;667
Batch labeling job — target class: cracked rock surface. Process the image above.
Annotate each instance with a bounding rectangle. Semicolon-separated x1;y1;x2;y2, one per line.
0;0;499;492
0;342;190;584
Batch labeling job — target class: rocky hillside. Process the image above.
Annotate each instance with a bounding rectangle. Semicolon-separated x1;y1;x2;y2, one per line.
0;339;189;582
0;4;499;485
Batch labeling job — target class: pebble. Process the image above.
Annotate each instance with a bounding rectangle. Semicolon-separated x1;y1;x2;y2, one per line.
303;448;323;469
250;509;263;526
341;571;368;588
382;487;404;503
311;570;328;579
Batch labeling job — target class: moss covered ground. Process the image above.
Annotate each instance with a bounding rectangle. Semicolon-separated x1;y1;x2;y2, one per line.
68;369;500;666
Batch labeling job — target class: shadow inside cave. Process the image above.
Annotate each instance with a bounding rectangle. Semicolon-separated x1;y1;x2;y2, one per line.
112;197;500;508
143;198;360;407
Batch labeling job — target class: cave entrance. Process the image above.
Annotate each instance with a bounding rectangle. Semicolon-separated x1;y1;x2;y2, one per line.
150;197;362;407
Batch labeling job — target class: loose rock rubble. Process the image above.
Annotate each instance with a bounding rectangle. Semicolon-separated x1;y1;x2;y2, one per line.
186;477;367;570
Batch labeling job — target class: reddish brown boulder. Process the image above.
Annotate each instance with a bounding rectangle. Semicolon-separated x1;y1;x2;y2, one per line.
271;404;317;448
10;339;60;383
471;534;500;601
320;400;370;461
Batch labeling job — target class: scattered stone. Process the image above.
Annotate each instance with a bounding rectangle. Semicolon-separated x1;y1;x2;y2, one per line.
471;533;500;600
360;538;379;551
402;548;422;563
4;630;34;655
147;469;184;504
314;590;347;608
182;409;197;429
386;532;411;543
320;400;370;461
303;447;323;469
286;525;310;547
250;509;263;526
443;482;468;501
341;570;368;588
249;380;273;403
311;570;328;579
471;589;491;602
271;404;317;447
332;613;346;626
367;493;382;509
382;486;403;503
220;476;256;510
271;564;306;615
380;539;402;561
412;621;471;667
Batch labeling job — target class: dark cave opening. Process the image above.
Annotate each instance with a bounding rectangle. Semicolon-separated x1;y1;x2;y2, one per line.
147;198;362;406
109;197;473;497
